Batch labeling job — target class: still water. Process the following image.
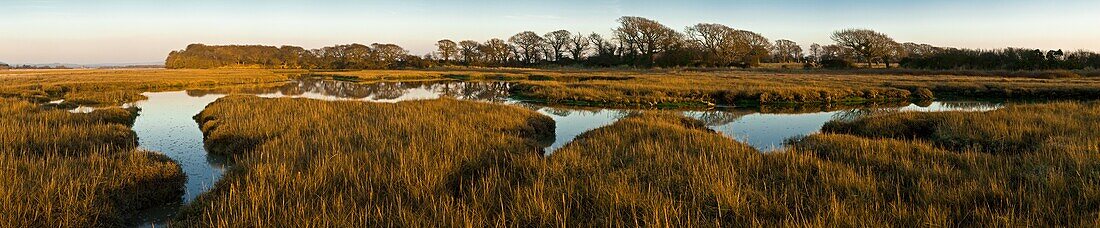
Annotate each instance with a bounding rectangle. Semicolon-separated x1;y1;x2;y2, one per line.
129;79;1001;225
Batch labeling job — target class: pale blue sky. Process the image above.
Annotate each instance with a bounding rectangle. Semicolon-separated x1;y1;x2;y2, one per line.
2;0;1098;64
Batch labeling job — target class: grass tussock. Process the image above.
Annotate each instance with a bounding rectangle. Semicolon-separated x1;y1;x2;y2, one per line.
0;98;185;227
179;96;554;226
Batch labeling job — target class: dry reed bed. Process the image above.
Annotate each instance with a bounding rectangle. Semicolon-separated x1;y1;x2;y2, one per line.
179;96;554;226
0;98;185;227
0;69;292;106
511;70;1100;107
186;97;1098;226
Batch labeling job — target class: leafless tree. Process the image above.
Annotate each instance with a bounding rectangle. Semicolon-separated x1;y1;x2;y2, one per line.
831;29;898;67
733;30;771;66
588;33;616;57
458;40;481;64
567;33;590;60
543;30;572;62
772;39;802;63
481;38;511;65
613;16;682;59
685;23;738;65
808;43;823;63
509;31;545;64
435;39;458;62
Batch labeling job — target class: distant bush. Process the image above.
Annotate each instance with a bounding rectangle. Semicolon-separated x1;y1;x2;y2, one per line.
819;59;854;69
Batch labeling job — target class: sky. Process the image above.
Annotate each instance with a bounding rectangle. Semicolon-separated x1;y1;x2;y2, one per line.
2;0;1099;64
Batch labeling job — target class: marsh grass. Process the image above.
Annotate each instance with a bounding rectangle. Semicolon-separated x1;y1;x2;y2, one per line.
0;69;292;106
179;96;554;226
510;70;1100;107
183;95;1099;226
0;98;185;227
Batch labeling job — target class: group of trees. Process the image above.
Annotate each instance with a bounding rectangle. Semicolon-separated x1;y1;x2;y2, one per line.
165;16;1098;71
432;17;795;67
900;48;1100;71
165;43;433;69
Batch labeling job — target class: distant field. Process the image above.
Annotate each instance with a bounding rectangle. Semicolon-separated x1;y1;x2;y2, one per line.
0;69;292;106
4;68;1098;108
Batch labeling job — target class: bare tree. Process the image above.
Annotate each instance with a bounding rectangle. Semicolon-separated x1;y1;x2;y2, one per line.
567;33;590;60
481;38;511;65
458;40;481;65
435;39;458;62
831;29;898;67
685;23;738;65
772;39;802;63
370;43;408;69
509;31;545;64
613;16;682;61
733;30;771;66
808;43;823;63
588;33;615;57
543;30;572;62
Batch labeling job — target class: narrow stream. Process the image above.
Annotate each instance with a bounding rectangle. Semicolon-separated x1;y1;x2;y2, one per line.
128;79;1002;226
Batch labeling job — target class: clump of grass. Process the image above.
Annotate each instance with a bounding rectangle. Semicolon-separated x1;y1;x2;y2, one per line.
822;102;1100;154
517;112;762;226
0;98;185;227
178;96;554;226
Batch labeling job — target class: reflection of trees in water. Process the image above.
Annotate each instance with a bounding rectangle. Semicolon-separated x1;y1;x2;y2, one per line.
686;110;752;126
278;79;512;101
832;108;883;122
939;101;1002;110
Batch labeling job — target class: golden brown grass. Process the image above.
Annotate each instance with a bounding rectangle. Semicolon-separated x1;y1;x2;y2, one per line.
179;96;554;226
0;98;185;227
184;98;1099;226
511;69;1100;107
0;69;294;106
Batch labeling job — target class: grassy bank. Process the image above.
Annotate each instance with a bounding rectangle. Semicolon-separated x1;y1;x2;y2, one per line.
180;96;554;226
0;69;293;106
511;70;1100;107
0;98;185;227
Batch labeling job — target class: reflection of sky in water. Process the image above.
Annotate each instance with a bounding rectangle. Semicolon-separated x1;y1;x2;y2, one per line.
687;111;838;152
538;108;623;155
130;91;226;226
131;91;227;202
258;86;442;102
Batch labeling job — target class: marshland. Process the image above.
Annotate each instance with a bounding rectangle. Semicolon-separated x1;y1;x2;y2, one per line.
5;1;1100;226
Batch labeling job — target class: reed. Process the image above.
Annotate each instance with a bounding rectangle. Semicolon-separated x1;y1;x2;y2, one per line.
181;96;1100;226
0;98;185;227
178;96;554;226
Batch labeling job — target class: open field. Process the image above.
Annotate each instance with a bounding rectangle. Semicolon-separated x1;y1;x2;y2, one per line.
0;98;185;227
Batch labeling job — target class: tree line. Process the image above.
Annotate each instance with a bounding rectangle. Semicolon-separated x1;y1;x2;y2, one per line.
165;16;1099;71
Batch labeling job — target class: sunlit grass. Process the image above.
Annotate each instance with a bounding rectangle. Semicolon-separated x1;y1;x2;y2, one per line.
0;69;293;106
0;98;185;227
178;96;554;226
